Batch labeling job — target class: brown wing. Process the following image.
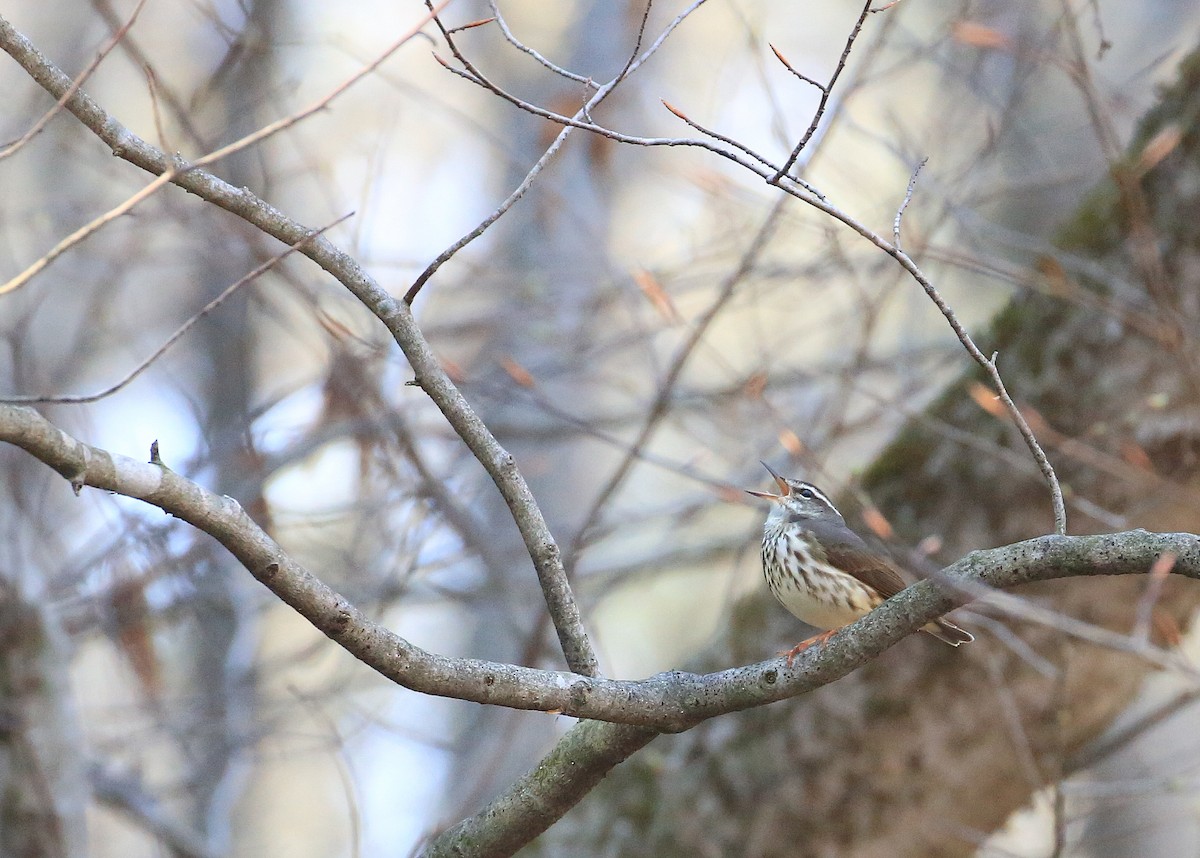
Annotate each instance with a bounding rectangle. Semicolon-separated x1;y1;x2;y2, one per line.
799;517;908;598
797;516;973;645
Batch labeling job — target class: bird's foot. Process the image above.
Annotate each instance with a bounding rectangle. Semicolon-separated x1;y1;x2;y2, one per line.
780;630;837;667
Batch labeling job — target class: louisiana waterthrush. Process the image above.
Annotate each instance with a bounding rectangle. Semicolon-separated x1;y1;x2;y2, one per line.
748;462;972;664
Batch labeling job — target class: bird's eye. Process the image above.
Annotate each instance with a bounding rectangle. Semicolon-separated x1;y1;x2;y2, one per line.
798;488;815;499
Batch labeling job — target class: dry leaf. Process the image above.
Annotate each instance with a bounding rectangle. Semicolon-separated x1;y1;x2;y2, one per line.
1119;438;1154;471
1136;125;1182;174
860;505;894;540
633;268;681;324
1152;609;1182;648
951;21;1011;50
1020;404;1050;436
743;371;768;399
440;355;466;383
778;429;804;456
1035;255;1074;298
500;356;535;388
916;534;943;557
716;484;745;504
967;381;1006;417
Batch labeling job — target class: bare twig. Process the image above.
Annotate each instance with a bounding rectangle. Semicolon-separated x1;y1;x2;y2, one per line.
568;196;787;562
1132;550;1176;643
893;156;927;251
1067;687;1200;774
91;762;218;858
403;95;588;304
983;352;1067;533
446;17;494;36
412;1;1066;533
0;166;177;295
0;217;348;404
772;0;873;180
0;12;599;677
944;572;1191;677
659;99;824;199
661;99;778;171
0;2;449;297
405;0;660;303
194;0;453;168
4;401;1196;729
768;43;825;89
141;61;171;153
487;1;596;86
0;0;146;162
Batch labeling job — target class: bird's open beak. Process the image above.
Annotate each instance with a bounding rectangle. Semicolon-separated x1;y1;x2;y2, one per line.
745;460;791;501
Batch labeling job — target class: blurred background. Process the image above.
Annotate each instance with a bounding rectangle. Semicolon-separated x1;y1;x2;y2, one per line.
2;1;1200;856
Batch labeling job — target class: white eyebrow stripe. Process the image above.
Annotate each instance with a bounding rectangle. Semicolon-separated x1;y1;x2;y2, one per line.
795;481;838;511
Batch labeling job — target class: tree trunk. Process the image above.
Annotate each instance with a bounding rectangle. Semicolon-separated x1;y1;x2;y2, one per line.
527;42;1200;858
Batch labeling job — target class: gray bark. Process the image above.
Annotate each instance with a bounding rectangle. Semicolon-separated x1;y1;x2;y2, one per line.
527;41;1200;858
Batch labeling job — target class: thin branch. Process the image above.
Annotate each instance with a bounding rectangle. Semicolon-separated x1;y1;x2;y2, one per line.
3;402;1196;731
404;92;588;303
421;720;658;858
984;352;1067;533
91;762;218;858
0;217;347;404
893;156;927;251
423;0;714;156
405;0;660;303
0;166;177;295
487;1;597;86
942;573;1189;675
0;0;146;162
660;98;784;174
0;1;449;297
568;196;787;562
768;43;825;90
772;0;874;180
1132;550;1176;643
195;0;454;169
1067;687;1200;774
412;2;1065;533
446;17;495;37
0;12;599;677
793;198;1066;532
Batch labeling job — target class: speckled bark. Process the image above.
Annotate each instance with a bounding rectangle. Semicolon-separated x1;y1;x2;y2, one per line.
526;45;1200;858
0;578;88;858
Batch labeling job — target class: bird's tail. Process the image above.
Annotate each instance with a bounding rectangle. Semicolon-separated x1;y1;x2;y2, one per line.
922;618;974;646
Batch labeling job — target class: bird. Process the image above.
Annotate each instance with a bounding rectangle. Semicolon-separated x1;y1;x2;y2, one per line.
747;462;972;665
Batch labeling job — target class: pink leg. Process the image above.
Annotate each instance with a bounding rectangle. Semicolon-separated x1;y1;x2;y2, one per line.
781;629;837;667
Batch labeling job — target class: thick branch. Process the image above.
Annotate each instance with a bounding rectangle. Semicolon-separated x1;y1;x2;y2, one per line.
0;14;598;676
3;404;1196;734
421;720;658;858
